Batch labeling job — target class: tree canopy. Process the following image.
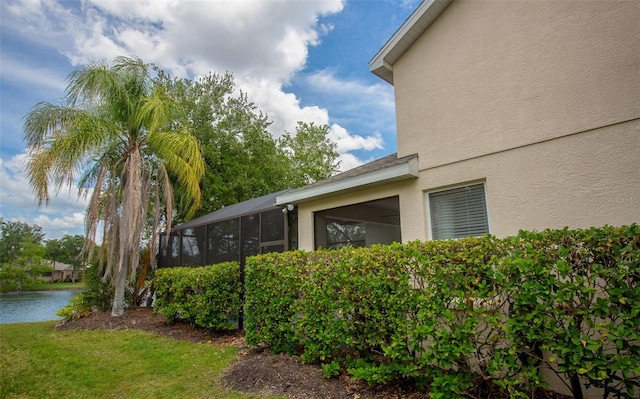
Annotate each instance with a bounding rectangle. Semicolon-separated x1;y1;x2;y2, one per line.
0;220;51;290
20;57;341;314
0;220;45;264
44;234;87;282
278;122;340;188
23;56;204;316
160;71;340;220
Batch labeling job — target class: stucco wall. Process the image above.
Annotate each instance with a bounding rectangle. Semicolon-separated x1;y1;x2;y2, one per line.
398;119;640;243
393;0;640;169
289;4;638;396
297;120;639;249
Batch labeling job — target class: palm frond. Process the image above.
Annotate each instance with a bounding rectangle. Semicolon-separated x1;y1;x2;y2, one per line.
137;86;174;135
23;56;207;317
66;61;133;127
147;130;204;218
82;160;108;262
23;102;83;149
24;150;54;206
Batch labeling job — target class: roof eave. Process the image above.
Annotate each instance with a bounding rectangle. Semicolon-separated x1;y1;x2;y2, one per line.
369;0;453;84
276;156;419;206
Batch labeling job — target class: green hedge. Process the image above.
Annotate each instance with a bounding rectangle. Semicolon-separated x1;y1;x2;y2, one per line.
244;225;640;398
153;262;241;330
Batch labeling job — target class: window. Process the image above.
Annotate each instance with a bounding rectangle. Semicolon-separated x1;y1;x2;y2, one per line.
314;196;401;250
181;227;206;266
207;219;239;264
428;183;489;240
326;221;366;249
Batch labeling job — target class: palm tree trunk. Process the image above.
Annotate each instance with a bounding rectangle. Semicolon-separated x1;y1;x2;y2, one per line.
112;261;128;317
112;147;143;317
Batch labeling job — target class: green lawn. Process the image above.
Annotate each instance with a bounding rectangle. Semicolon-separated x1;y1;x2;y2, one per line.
0;321;280;399
1;281;86;293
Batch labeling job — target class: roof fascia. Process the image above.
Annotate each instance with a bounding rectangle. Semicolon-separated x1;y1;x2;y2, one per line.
369;0;453;84
276;156;418;205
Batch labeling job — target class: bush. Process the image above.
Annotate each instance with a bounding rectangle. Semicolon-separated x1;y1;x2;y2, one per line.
56;291;96;321
57;263;113;322
153;262;241;330
244;224;640;398
500;226;640;398
245;251;308;352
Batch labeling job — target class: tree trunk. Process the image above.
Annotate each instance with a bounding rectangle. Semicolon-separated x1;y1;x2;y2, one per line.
569;372;584;399
111;265;127;317
111;146;143;317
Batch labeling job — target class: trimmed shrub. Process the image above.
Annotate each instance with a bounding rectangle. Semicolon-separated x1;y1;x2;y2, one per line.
153;262;241;330
244;225;640;398
501;226;640;398
245;250;308;353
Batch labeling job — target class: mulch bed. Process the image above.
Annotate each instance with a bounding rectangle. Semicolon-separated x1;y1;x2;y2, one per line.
56;306;243;346
56;307;571;399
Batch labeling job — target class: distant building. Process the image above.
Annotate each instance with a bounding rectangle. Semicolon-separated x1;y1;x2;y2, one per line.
43;262;79;282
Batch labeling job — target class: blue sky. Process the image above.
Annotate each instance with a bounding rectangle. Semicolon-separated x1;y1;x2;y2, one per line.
0;0;419;240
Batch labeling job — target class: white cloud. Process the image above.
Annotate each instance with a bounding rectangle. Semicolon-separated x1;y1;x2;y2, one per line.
67;0;343;84
0;153;89;240
33;212;85;232
0;154;36;209
306;69;395;113
302;70;396;166
337;152;374;172
2;0;79;47
1;0;393;215
329;124;384;153
7;0;350;140
241;78;330;137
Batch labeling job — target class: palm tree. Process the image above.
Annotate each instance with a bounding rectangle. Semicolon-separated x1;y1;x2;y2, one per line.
23;56;204;316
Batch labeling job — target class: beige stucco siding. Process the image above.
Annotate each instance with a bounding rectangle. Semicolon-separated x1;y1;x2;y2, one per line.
393;0;640;169
398;120;640;242
297;120;639;249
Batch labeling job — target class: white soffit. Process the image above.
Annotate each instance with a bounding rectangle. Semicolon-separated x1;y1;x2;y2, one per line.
369;0;453;84
276;157;419;205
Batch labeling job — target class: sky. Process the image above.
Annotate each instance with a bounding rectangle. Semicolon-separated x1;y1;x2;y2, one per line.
0;0;420;240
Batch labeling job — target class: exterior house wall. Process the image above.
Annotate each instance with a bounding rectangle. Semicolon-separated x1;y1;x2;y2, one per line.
394;0;639;167
392;0;640;242
387;4;639;396
398;120;640;242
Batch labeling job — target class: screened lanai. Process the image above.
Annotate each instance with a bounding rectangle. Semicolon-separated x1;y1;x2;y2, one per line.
158;189;298;268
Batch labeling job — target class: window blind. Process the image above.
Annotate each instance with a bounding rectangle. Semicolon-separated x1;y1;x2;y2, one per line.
429;183;489;240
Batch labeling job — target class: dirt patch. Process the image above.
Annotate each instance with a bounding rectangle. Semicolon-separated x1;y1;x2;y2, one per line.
222;345;432;399
56;308;571;399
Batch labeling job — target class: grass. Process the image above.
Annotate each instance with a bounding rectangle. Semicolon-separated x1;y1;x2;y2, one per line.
1;281;86;293
0;321;281;399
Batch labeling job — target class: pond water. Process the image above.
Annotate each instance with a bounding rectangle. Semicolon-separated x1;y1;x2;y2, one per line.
0;290;80;324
